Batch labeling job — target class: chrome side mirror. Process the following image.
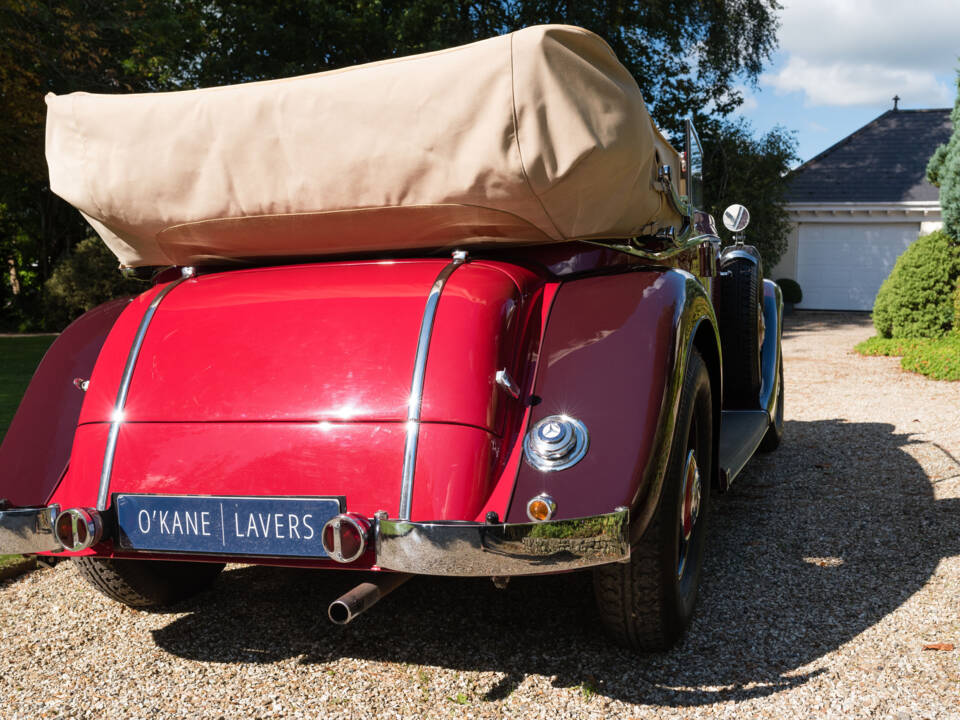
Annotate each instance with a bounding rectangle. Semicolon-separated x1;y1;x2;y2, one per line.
722;204;750;232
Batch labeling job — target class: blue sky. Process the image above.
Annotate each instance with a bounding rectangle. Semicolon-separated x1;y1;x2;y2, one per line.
733;0;959;164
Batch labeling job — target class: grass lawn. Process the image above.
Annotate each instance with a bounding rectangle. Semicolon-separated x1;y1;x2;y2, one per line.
0;334;57;569
856;335;960;381
0;335;57;440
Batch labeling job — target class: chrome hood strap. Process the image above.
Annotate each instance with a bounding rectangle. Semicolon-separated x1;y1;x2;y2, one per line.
96;270;194;511
398;251;467;520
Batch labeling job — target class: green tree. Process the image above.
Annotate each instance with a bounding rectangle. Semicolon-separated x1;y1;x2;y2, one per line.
702;119;797;270
0;0;205;329
42;237;143;328
181;1;781;138
927;72;960;240
2;0;784;329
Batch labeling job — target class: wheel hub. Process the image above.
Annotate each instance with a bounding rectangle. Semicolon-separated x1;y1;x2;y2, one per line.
678;449;701;578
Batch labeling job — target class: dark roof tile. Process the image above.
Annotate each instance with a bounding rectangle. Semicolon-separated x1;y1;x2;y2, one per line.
785;109;952;203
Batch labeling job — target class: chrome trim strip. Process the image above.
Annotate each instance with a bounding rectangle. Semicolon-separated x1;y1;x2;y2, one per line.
398;251;467;520
0;505;61;554
377;509;629;576
96;275;191;510
719;247;761;266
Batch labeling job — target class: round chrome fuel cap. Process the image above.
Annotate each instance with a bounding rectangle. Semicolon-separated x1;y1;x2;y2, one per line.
523;415;589;471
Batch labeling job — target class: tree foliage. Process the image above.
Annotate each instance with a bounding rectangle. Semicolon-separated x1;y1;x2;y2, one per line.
43;237;143;328
1;0;784;329
179;1;781;138
701;119;797;270
0;0;205;328
927;72;960;241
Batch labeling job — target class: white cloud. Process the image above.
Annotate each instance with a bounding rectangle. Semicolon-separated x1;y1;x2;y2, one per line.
764;57;952;107
763;0;960;107
737;87;759;112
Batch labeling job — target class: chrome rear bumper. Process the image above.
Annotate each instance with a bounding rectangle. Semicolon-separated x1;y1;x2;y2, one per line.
376;509;629;576
0;505;61;554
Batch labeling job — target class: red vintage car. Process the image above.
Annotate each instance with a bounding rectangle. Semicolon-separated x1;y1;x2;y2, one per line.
0;25;782;651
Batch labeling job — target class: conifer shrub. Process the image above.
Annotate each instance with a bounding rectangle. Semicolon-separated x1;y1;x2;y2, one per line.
872;230;960;338
954;278;960;335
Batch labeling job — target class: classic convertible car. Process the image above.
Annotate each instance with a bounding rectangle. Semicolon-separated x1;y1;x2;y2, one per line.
0;25;782;651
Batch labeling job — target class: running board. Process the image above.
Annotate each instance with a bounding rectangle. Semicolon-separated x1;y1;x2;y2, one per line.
718;410;770;491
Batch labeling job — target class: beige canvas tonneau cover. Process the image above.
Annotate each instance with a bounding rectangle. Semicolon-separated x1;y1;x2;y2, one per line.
45;24;684;268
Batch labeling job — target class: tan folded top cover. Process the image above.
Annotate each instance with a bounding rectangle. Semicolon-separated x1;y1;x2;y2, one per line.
45;24;683;267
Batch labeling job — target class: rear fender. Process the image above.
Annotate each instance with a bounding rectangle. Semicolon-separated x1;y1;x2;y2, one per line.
506;269;720;544
0;298;130;507
760;279;784;416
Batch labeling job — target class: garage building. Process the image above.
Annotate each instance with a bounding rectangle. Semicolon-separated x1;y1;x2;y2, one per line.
770;107;952;311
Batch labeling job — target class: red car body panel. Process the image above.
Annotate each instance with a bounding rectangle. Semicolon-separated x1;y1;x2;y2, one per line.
9;246;736;577
78;261;542;431
48;259;552;550
0;297;129;507
506;269;697;524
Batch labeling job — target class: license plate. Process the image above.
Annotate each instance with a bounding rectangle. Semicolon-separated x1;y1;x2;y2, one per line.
115;495;344;557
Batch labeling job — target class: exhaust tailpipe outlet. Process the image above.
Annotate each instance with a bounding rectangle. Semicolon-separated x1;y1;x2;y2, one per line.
328;572;411;625
54;508;103;551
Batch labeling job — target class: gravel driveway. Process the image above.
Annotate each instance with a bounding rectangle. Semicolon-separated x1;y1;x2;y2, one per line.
2;311;959;719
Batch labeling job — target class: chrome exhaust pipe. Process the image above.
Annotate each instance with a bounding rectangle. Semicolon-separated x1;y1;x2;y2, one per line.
328;572;411;625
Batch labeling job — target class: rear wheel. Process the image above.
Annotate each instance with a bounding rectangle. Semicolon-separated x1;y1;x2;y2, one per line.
593;349;713;651
720;257;762;407
74;557;224;608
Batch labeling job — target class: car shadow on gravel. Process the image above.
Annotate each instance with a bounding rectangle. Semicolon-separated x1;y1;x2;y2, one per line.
151;419;960;708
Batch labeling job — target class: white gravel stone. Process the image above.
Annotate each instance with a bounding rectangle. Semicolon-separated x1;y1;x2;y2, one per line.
2;311;959;718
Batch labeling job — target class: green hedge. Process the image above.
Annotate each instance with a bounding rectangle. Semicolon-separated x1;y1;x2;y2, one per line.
901;335;960;381
872;230;960;338
955;278;960;335
855;335;960;381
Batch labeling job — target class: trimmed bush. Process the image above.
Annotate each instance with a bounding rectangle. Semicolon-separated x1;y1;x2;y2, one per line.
872;230;960;338
776;278;802;304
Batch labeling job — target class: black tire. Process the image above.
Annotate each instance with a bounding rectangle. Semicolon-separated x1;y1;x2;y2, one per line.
759;356;784;452
593;349;713;651
74;556;224;608
719;258;762;407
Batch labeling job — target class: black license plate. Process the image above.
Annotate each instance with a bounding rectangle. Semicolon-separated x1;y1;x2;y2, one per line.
115;495;344;557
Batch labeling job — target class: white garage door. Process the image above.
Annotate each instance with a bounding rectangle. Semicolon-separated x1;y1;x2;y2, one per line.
795;223;919;311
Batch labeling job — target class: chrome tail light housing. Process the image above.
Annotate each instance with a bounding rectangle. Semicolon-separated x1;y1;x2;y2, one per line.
321;513;371;563
54;508;103;551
